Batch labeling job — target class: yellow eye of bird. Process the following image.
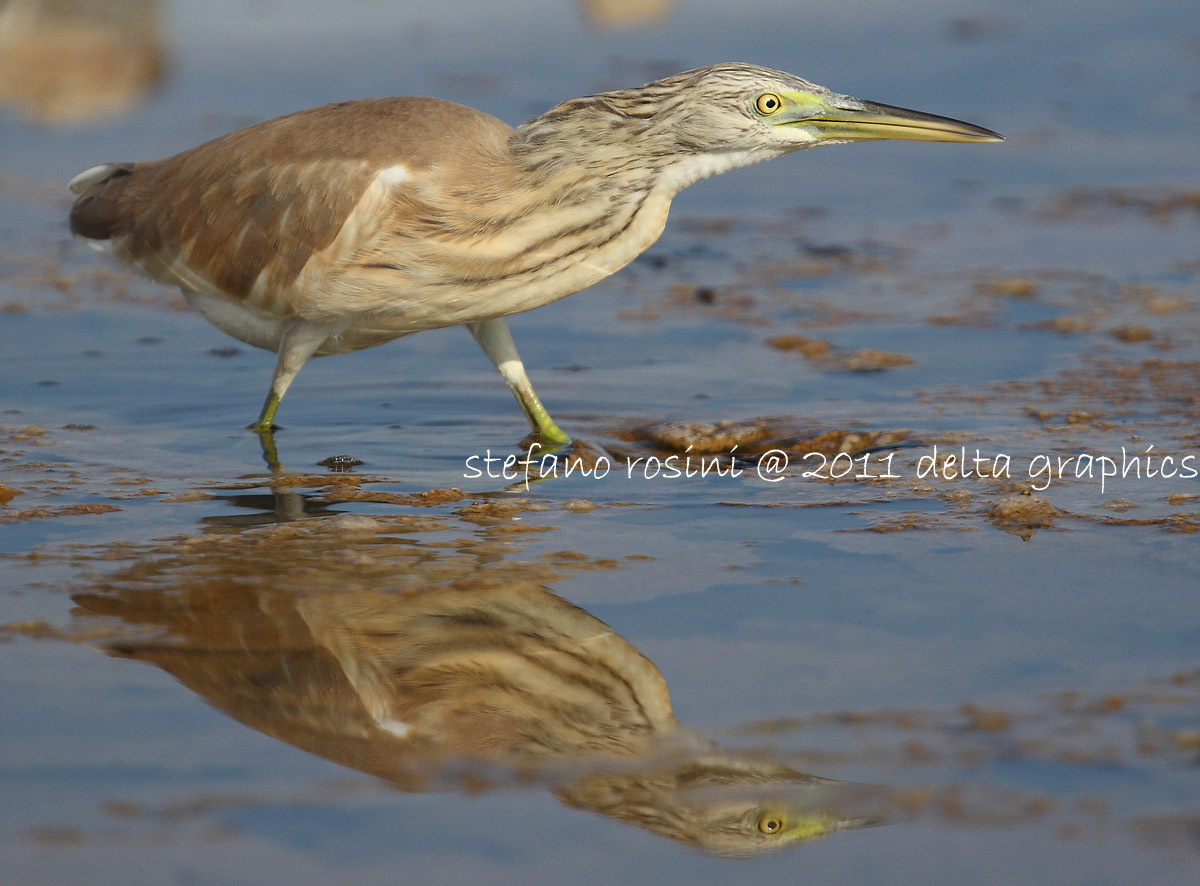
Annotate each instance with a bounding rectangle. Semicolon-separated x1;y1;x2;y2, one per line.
755;92;783;115
757;813;785;835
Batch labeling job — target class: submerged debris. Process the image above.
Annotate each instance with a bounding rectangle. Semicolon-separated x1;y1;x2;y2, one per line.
976;276;1039;298
632;419;773;453
767;335;914;372
987;489;1061;528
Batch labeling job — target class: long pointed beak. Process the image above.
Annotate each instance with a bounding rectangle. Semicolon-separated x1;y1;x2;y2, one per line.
794;94;1003;144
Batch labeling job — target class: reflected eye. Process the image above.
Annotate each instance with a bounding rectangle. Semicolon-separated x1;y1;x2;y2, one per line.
755;92;784;115
757;812;785;835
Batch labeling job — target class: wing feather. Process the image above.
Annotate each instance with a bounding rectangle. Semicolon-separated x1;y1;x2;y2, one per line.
68;98;517;319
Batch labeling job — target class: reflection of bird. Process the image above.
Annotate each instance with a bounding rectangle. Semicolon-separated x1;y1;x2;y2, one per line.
68;64;1000;444
557;754;849;857
74;543;876;855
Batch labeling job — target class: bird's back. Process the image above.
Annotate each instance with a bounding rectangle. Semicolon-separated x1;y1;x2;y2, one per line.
67;90;689;345
68;97;518;318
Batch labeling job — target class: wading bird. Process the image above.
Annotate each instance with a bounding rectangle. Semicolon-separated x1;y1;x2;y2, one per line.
69;63;1000;447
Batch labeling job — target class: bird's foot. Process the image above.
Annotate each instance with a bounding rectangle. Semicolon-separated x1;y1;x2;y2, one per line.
529;422;572;450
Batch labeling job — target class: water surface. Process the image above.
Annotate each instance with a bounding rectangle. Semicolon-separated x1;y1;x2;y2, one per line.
2;1;1198;884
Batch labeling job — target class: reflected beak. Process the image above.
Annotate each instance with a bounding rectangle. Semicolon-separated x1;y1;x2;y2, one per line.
782;92;1003;144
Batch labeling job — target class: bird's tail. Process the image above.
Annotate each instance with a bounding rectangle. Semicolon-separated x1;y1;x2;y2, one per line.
68;162;135;241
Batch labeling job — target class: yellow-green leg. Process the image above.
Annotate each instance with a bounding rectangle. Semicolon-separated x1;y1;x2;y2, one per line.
252;390;282;432
247;320;335;468
509;373;570;446
468;317;570;446
248;391;282;470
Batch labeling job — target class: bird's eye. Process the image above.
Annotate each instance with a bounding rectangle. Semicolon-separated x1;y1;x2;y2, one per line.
755;93;784;115
757;812;785;835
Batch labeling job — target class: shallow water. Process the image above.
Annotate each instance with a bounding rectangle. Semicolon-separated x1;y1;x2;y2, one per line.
2;1;1199;883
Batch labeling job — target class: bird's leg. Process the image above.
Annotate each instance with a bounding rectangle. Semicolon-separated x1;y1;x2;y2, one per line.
252;320;331;433
467;317;570;446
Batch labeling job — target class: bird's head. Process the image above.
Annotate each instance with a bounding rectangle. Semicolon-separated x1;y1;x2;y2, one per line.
517;63;1001;192
666;63;1001;151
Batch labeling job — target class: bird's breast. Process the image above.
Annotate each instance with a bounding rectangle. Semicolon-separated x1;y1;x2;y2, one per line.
313;189;674;333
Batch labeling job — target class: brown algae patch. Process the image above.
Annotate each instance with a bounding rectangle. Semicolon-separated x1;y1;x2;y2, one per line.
975;276;1040;298
858;512;968;533
768;334;914;372
620;418;909;459
987;490;1062;528
1031;187;1200;224
0;424;178;523
628;419;773;453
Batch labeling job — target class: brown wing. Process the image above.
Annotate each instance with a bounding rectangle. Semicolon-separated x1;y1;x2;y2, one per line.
69;97;517;315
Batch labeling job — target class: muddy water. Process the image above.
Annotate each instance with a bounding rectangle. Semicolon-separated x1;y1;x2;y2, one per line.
2;1;1198;884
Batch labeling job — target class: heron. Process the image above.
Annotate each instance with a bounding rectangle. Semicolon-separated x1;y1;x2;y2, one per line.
68;63;1001;447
